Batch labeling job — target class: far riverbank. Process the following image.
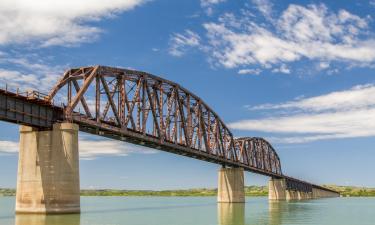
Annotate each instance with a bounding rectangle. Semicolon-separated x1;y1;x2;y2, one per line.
1;185;374;197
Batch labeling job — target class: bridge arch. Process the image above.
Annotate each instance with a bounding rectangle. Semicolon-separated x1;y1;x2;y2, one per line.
46;65;282;177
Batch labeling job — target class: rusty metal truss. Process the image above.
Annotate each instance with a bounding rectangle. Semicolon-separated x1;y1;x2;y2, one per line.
235;137;282;175
46;66;282;177
0;65;342;194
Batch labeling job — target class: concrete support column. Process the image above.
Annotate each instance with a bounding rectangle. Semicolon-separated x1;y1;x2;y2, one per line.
286;190;299;200
16;123;80;214
268;178;286;200
217;167;245;203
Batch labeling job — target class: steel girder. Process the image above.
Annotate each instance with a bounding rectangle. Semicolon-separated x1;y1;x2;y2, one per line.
47;65;282;176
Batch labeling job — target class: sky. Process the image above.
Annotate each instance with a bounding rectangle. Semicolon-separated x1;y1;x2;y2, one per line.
0;0;374;189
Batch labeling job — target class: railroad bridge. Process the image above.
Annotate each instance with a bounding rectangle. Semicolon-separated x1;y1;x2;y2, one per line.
0;66;339;214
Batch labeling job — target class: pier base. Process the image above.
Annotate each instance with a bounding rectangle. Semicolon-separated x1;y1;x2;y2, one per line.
16;123;80;214
217;167;245;203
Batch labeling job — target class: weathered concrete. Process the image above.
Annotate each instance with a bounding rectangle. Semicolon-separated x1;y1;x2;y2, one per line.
269;178;338;200
312;187;340;198
286;190;299;200
218;203;245;225
217;167;245;203
268;178;287;200
16;123;80;214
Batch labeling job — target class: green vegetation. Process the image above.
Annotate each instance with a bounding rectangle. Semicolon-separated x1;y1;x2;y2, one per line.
81;188;217;197
1;185;375;197
0;188;15;196
80;186;269;197
0;187;267;197
323;185;375;197
245;186;268;196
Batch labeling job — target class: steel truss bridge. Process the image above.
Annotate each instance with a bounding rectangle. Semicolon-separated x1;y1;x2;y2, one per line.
0;65;337;194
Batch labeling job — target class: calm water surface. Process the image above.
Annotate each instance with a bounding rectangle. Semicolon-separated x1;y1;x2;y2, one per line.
0;197;373;225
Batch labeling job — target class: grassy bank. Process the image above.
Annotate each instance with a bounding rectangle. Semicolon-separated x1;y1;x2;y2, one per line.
324;185;375;197
0;186;267;197
1;185;374;197
80;186;268;197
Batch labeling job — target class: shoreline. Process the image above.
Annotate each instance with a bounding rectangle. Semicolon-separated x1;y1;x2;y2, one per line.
1;185;374;197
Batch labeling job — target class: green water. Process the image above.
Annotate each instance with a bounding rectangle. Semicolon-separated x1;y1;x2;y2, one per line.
0;197;373;225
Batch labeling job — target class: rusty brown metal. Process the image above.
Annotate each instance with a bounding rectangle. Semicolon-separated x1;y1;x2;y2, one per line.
0;65;341;194
46;65;283;176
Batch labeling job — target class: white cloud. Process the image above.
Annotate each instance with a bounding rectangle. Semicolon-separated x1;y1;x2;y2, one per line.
0;136;157;159
251;0;273;18
230;109;375;135
0;0;146;47
201;0;226;7
0;69;39;89
318;62;330;70
271;64;290;74
79;138;157;160
0;141;18;153
229;84;375;143
0;52;65;92
201;0;226;15
197;3;375;72
370;0;375;7
248;83;375;112
169;30;201;57
238;68;261;75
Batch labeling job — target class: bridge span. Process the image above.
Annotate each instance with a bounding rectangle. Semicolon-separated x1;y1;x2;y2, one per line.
0;66;339;214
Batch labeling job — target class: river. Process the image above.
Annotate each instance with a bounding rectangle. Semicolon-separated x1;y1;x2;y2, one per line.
0;196;373;225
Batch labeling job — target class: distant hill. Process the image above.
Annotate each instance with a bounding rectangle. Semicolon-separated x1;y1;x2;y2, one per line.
1;185;374;197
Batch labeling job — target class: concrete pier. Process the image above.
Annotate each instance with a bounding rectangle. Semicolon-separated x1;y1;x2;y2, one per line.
16;123;80;214
268;178;287;200
269;178;339;200
217;167;245;203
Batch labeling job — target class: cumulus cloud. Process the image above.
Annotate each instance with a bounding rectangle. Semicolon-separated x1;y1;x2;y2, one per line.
200;0;226;15
251;0;273;18
0;141;19;153
173;3;375;73
0;136;157;159
79;138;157;160
229;84;375;143
0;52;65;92
248;84;375;112
203;4;375;70
169;30;201;57
271;64;290;74
0;0;146;46
201;0;226;7
238;68;261;75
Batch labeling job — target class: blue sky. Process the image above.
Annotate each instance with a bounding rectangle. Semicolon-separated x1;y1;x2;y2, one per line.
0;0;375;189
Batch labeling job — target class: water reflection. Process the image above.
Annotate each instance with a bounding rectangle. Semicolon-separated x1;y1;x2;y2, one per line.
268;200;315;225
15;213;80;225
268;201;289;225
218;203;245;225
